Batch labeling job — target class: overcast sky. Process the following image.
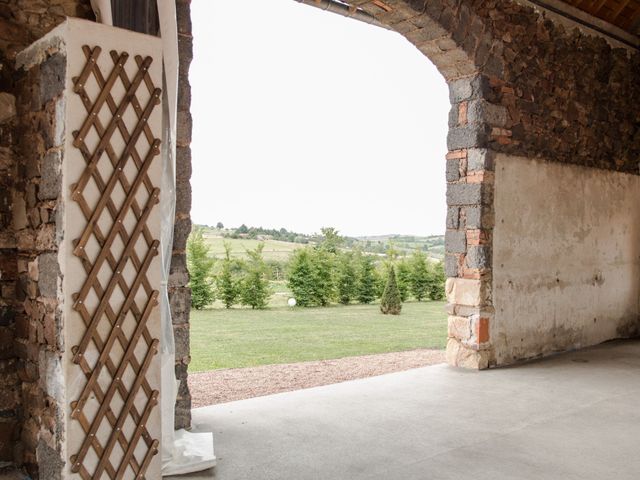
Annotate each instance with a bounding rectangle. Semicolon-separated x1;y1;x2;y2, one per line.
190;0;449;237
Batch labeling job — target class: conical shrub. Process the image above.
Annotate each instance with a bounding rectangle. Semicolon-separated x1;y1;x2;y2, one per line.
380;264;402;315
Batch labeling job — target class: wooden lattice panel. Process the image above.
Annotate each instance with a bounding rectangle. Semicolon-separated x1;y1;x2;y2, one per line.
67;41;163;479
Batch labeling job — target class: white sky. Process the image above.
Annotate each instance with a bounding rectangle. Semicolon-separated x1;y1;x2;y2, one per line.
190;0;450;237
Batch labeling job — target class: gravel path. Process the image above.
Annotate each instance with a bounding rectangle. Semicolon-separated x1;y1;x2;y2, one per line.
189;349;446;407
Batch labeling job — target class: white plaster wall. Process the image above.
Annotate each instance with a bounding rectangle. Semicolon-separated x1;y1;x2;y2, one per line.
493;154;640;364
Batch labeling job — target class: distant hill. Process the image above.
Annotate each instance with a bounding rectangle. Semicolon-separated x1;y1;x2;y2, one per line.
351;234;444;259
195;224;444;261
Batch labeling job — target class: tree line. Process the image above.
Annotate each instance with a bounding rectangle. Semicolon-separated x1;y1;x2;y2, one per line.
287;231;445;309
188;227;270;310
187;226;445;311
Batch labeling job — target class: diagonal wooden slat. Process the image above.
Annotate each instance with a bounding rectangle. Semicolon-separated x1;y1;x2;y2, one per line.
71;80;158;442
71;54;154;197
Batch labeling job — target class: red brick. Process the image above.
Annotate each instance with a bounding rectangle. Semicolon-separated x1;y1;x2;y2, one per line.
446;149;468;160
477;317;490;343
458;101;468;125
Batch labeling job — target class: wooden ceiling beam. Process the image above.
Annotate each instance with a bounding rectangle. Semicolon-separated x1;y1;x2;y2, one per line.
560;0;640;35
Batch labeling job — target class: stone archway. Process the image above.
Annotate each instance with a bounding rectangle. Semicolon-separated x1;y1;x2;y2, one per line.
0;0;638;477
173;0;640;430
170;0;508;428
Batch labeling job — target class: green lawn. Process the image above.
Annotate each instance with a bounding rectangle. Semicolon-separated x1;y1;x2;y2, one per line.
189;301;448;372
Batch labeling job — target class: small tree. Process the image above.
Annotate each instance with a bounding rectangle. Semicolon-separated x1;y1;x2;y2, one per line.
410;250;430;301
186;227;215;309
380;265;402;315
427;260;446;300
396;259;412;302
319;227;343;254
311;247;335;306
240;243;271;309
216;221;224;229
356;253;378;304
217;242;239;308
287;248;316;307
336;252;356;305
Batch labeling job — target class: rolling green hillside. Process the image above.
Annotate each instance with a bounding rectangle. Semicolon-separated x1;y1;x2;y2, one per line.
197;225;444;261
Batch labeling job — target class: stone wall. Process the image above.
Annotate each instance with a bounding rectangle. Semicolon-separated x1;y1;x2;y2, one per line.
0;0;93;474
481;2;640;173
352;0;639;366
13;50;67;478
0;1;195;473
0;0;637;475
172;0;194;431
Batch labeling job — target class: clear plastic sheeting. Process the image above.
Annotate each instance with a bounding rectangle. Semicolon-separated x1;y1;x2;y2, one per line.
89;0;113;25
156;0;216;476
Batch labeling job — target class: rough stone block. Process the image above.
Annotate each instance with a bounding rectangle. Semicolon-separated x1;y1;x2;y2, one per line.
448;78;473;103
467;99;507;127
36;441;63;480
172;217;192;252
38;151;61;200
448;315;472;341
37;253;58;298
445;254;459;277
39;54;65;106
446;207;459;229
173;323;190;363
445;277;484;306
466;246;491;269
446;337;490;369
448;104;458;128
445;230;466;254
176;110;192;147
464;206;481;228
446;159;459;182
446;183;482;206
11;193;28;231
447;125;490;150
169;286;191;325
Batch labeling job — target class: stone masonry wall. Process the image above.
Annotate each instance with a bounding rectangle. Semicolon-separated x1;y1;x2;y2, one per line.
352;0;639;367
172;0;194;430
1;2;195;472
0;0;93;473
13;50;67;478
0;4;637;477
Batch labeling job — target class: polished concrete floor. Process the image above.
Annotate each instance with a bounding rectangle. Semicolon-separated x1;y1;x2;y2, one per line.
170;339;640;480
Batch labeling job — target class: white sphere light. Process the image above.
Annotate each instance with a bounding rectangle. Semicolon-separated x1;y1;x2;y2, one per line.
288;298;297;307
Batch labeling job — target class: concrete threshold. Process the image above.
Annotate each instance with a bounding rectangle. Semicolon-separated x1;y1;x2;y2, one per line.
169;339;640;480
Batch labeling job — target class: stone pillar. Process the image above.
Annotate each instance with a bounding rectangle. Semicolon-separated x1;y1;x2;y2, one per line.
12;43;67;478
171;0;194;431
443;75;506;369
16;18;164;479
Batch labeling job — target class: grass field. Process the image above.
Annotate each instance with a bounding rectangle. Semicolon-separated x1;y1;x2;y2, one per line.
203;234;302;261
189;301;448;372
